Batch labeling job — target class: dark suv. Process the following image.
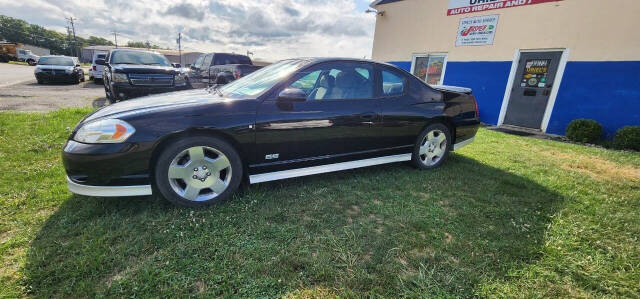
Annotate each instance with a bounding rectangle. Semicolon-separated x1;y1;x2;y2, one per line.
186;53;261;88
97;49;189;103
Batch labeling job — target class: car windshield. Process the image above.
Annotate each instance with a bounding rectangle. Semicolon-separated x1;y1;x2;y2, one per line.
37;57;74;66
219;60;309;98
110;51;170;66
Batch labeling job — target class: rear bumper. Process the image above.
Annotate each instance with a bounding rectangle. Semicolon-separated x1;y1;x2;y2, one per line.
67;176;152;197
89;70;103;79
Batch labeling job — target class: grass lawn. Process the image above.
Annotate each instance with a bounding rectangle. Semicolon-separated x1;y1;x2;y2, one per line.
0;108;639;297
7;61;30;66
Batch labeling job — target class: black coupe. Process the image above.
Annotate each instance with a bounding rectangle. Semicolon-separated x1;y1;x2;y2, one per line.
63;58;479;207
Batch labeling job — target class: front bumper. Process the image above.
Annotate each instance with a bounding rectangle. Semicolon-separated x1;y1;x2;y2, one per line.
35;72;77;82
62;140;155;188
111;82;189;99
67;176;151;197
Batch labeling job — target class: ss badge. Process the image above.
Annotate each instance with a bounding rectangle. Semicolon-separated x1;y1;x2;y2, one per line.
265;154;280;160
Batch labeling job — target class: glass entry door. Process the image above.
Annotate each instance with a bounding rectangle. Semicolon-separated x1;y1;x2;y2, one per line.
411;54;447;85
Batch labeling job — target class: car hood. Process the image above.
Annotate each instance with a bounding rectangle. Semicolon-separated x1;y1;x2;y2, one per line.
83;89;222;123
111;64;180;74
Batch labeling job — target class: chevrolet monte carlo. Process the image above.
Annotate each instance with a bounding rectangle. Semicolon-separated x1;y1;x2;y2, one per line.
63;58;479;207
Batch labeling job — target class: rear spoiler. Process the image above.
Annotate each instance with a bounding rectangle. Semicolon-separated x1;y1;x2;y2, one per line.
431;85;472;95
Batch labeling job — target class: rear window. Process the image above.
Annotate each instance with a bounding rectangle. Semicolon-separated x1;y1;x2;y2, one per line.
214;54;251;65
96;54;106;59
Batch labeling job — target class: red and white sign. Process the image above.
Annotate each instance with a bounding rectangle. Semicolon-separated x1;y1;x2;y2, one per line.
447;0;563;16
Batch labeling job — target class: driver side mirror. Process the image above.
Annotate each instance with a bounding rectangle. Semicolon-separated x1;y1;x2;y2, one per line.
277;88;307;102
95;59;106;66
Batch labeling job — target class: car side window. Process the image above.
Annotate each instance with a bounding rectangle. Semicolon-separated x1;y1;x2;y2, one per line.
192;55;204;69
287;63;374;100
202;54;213;68
290;70;321;95
381;69;406;97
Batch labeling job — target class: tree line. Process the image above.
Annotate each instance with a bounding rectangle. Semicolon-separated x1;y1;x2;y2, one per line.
0;15;165;56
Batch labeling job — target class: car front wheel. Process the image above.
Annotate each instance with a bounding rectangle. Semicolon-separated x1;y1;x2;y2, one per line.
104;84;116;104
411;123;451;170
154;136;243;207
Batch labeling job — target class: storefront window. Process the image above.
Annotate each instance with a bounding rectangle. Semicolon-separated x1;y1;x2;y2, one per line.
411;54;447;85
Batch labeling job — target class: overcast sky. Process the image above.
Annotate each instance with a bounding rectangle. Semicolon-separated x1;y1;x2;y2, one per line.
0;0;376;61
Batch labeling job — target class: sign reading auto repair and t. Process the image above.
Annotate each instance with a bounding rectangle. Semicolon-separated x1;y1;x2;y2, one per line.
448;0;563;16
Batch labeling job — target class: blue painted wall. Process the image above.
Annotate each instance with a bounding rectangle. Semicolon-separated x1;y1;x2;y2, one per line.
388;61;412;72
442;62;512;125
547;61;640;137
389;60;640;137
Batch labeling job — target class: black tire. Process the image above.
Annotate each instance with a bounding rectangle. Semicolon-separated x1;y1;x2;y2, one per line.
411;123;452;170
104;84;116;104
80;72;86;82
37;79;44;84
215;76;228;85
27;59;36;66
154;136;243;208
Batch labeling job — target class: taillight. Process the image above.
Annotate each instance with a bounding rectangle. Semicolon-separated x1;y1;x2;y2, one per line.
474;97;479;119
234;69;241;79
92;66;96;71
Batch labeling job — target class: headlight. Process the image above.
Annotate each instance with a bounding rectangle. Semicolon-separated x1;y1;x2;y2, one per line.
112;73;129;83
65;68;73;74
74;119;136;144
174;73;186;83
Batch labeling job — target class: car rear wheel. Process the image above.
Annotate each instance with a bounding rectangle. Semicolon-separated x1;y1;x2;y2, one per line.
27;59;36;66
411;123;451;170
154;136;243;208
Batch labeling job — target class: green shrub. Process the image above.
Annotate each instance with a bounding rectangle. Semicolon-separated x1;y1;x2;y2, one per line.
566;119;603;144
613;126;640;151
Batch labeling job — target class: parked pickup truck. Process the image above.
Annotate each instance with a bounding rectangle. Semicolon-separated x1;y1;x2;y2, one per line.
0;43;40;65
98;49;189;103
186;53;262;88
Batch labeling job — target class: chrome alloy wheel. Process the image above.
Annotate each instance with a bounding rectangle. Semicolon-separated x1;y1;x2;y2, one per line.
167;146;232;201
419;129;447;166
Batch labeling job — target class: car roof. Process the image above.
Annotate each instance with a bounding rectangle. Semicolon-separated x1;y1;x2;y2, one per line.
286;57;403;70
110;49;162;55
40;55;74;59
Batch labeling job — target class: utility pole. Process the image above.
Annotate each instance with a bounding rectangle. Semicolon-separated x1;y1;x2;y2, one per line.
66;17;78;58
112;31;118;48
176;33;182;66
66;25;74;56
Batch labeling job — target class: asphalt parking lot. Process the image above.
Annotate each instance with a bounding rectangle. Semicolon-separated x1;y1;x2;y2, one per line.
0;63;106;111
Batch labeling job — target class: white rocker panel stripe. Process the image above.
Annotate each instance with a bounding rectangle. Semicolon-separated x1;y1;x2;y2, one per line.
249;154;412;184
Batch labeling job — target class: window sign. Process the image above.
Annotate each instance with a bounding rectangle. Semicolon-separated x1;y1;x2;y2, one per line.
520;59;550;88
412;54;447;85
447;0;563;16
456;15;499;47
